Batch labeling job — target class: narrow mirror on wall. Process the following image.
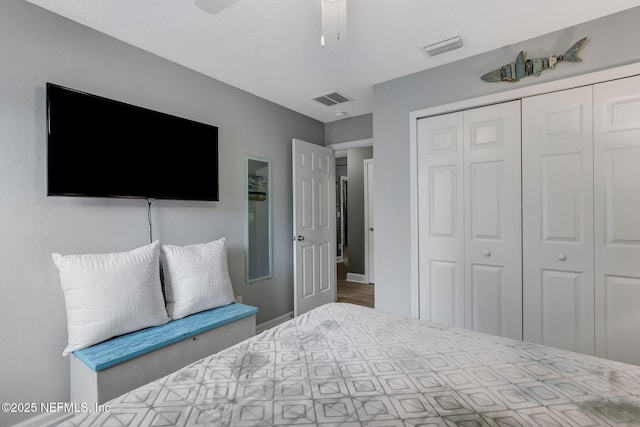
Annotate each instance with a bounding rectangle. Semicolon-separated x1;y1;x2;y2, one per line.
246;156;272;283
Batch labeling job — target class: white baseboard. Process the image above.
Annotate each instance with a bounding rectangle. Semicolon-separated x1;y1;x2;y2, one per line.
256;311;293;334
11;411;73;427
346;273;368;284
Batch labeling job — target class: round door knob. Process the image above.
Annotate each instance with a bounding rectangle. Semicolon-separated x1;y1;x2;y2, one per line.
557;253;567;261
369;227;374;231
297;235;305;241
483;250;491;257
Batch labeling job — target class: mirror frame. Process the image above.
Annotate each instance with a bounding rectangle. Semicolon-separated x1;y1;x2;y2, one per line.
245;156;273;283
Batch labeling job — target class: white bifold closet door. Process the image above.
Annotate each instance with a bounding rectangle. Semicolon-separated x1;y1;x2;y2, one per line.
417;112;464;328
522;86;595;354
463;102;522;339
417;101;522;340
594;75;640;365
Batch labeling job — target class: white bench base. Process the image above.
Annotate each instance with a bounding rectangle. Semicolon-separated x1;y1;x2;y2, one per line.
70;313;255;406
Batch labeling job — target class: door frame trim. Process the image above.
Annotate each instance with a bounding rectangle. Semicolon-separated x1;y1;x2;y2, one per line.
327;138;373;151
409;61;640;319
338;175;348;263
364;158;374;285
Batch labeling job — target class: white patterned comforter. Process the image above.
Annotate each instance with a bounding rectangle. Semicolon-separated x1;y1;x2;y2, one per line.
60;302;640;426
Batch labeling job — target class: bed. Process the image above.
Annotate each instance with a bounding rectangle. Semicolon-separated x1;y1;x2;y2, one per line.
60;302;640;426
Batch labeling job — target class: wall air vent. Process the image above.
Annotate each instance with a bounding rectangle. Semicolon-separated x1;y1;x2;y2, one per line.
422;36;464;57
313;91;352;106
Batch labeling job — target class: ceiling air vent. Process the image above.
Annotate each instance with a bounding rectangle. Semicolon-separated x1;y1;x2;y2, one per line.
313;91;352;106
422;36;464;57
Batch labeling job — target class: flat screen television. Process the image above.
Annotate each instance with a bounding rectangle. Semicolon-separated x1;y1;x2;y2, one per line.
46;83;219;201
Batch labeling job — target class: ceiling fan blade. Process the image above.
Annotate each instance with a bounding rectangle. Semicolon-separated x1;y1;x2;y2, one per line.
194;0;241;14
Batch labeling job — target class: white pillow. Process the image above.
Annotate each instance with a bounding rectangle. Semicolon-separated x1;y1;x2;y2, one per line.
53;241;169;356
162;238;236;320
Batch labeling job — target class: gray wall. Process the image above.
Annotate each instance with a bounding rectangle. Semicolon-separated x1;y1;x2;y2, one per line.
372;7;640;316
0;1;323;424
325;113;373;145
346;146;373;275
336;156;348;178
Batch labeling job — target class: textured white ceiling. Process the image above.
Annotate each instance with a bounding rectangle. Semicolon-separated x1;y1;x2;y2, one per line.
24;0;640;122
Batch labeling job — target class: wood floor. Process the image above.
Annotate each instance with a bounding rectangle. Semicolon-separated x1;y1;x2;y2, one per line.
336;256;374;308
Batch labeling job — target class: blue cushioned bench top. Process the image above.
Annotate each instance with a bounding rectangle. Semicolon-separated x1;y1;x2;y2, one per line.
73;303;258;372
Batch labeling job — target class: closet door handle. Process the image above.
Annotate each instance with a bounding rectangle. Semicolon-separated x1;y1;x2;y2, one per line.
557;253;567;261
483;250;491;257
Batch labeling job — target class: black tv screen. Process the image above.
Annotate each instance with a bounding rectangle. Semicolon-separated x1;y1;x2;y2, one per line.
46;83;219;201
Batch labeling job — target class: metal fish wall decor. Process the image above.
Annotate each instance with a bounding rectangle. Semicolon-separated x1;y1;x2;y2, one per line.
481;37;588;83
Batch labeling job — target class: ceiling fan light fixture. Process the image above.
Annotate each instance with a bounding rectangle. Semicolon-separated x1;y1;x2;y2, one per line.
194;0;240;15
321;0;347;51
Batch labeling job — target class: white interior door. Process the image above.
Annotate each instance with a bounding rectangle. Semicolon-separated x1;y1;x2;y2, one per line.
364;159;375;284
522;86;595;354
594;75;640;365
292;138;336;317
417;112;464;327
463;101;522;340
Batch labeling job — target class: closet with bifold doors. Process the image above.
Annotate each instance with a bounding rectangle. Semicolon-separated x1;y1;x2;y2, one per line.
523;76;640;365
522;86;595;356
417;74;640;365
417;100;523;341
